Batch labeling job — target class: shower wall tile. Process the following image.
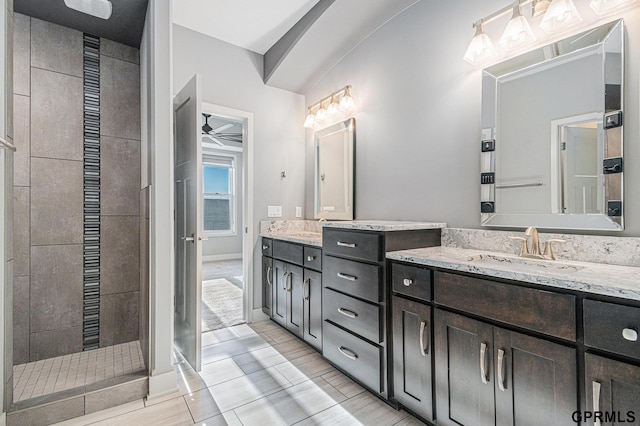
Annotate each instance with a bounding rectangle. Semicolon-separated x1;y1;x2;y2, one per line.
101;38;140;64
13;276;29;365
13;13;29;95
100;292;140;347
13;186;29;277
101;137;141;216
30;17;83;77
13;94;30;187
30;244;83;334
100;55;141;140
31;68;84;161
101;216;140;294
29;326;83;361
30;157;83;245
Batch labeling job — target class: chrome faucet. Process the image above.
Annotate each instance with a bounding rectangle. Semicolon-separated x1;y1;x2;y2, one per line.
509;227;565;260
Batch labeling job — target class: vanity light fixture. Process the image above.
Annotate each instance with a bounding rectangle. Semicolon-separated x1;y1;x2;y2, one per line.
464;21;499;65
532;0;552;17
303;85;356;130
540;0;582;34
500;2;537;51
64;0;113;20
590;0;637;15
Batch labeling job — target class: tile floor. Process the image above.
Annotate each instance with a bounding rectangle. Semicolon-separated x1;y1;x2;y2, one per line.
13;341;145;402
51;321;425;426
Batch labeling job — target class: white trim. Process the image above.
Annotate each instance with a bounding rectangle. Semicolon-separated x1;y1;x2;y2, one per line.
202;253;242;262
251;309;269;323
201;102;254;324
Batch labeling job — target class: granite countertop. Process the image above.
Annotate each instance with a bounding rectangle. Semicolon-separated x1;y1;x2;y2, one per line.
387;246;640;302
321;220;447;232
260;231;323;247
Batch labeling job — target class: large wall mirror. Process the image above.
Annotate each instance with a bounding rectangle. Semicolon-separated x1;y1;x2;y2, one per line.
314;118;355;220
480;19;624;231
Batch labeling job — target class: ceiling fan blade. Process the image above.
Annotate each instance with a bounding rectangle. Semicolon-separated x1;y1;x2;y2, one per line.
212;123;234;133
202;134;224;146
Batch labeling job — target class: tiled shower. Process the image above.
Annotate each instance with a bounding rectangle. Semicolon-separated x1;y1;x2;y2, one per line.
11;13;147;401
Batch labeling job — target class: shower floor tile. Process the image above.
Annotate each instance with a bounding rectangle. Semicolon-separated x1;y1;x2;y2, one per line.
13;341;145;402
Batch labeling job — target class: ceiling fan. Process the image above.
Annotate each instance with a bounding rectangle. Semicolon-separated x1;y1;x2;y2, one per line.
202;114;242;145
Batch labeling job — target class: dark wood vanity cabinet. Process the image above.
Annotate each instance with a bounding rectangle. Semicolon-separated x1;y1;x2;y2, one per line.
262;238;322;351
322;227;440;399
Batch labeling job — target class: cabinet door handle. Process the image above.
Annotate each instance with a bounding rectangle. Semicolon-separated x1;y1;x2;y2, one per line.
593;381;602;426
497;348;506;392
623;328;638;341
337;272;357;281
282;272;288;290
337;241;356;248
287;272;293;292
419;320;428;356
403;278;413;287
304;278;310;301
266;267;272;286
338;307;358;319
480;342;489;384
338;346;358;360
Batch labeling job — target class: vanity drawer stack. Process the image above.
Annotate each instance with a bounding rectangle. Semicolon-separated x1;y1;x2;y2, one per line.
322;227;440;399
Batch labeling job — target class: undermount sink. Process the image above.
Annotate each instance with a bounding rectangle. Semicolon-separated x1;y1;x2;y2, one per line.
466;253;585;274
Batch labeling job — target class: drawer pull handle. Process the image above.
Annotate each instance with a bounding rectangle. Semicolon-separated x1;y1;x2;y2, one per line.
266;267;272;286
337;272;357;281
307;255;316;262
403;278;413;287
622;328;638;342
338;346;358;361
337;241;357;248
262;245;269;250
497;348;506;392
338;307;358;319
593;381;601;426
480;342;489;384
419;320;428;356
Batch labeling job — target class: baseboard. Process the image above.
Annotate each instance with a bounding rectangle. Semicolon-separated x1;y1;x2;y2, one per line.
251;309;269;322
203;253;242;262
147;370;178;399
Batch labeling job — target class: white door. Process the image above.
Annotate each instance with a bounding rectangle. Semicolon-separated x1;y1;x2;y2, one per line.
173;74;203;372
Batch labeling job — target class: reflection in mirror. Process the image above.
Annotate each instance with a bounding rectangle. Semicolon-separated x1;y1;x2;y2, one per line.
314;119;355;220
481;19;623;231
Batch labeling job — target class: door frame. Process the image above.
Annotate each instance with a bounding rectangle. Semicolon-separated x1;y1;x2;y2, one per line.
201;102;256;323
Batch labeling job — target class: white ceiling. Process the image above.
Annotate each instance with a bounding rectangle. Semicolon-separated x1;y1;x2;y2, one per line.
172;0;320;54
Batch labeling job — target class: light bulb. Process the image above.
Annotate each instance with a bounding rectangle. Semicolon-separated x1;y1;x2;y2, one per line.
303;110;315;128
532;0;552;17
315;105;327;126
540;0;582;34
500;5;537;52
463;22;498;66
326;97;340;118
590;0;637;14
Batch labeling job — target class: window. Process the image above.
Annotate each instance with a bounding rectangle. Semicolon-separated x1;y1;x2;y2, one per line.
203;154;235;234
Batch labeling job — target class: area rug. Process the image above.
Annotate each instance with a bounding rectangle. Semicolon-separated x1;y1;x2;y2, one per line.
201;278;244;332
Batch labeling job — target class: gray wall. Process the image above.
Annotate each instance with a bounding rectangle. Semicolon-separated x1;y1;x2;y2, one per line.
12;14;142;363
172;24;306;309
303;0;640;237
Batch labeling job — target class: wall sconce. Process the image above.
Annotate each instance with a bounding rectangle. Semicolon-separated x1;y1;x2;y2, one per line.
465;0;637;66
304;85;356;129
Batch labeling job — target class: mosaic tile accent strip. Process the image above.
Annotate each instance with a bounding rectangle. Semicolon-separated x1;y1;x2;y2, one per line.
83;34;101;350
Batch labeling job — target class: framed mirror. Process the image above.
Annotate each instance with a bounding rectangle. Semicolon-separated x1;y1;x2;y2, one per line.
314;118;355;220
480;19;624;231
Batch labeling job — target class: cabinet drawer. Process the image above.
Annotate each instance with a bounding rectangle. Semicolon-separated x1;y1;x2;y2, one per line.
304;246;322;271
323;255;383;303
584;300;640;361
434;271;576;341
324;288;382;343
323;321;382;393
323;228;384;262
262;238;273;257
272;240;303;265
392;262;432;302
